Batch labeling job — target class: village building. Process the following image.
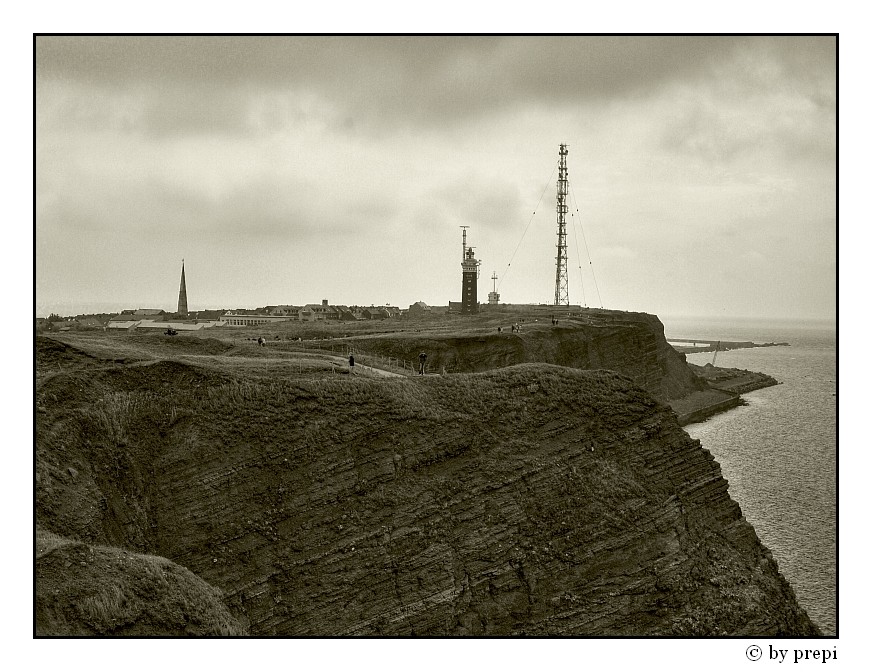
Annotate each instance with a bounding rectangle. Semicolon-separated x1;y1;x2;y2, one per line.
108;317;142;331
363;307;389;320
299;300;339;321
408;301;432;318
265;305;301;317
220;313;294;327
333;306;357;321
136;320;220;331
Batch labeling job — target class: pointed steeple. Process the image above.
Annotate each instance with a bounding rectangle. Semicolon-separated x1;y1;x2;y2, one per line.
177;260;188;316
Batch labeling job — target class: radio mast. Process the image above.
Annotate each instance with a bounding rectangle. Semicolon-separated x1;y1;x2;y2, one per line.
554;144;569;306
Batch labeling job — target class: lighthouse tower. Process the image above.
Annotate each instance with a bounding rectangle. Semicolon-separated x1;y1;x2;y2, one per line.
177;260;188;316
460;227;480;314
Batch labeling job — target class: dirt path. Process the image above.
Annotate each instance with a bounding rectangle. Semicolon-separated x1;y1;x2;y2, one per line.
320;354;405;377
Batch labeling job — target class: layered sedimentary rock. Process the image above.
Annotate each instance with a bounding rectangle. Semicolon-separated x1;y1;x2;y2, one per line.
35;338;817;635
341;311;707;402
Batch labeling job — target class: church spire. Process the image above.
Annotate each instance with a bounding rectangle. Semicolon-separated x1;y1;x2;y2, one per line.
177;260;188;316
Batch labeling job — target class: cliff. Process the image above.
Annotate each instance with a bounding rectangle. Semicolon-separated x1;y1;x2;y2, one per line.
35;335;818;635
337;311;707;403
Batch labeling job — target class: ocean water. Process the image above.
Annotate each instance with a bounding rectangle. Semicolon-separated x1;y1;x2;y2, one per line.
663;316;836;636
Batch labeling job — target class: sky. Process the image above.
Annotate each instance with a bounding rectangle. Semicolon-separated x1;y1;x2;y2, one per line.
35;35;836;320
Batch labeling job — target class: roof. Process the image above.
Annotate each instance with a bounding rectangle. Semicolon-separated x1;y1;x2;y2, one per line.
136;321;212;331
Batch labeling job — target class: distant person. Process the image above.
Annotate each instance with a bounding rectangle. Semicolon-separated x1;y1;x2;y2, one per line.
498;326;502;334
349;354;355;373
418;352;427;375
257;336;265;347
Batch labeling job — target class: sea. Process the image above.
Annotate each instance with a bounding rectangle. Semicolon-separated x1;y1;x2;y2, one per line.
662;316;837;636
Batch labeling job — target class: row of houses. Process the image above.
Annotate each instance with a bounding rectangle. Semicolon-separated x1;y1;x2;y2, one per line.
114;301;434;329
196;300;437;327
38;301;437;332
262;300;411;321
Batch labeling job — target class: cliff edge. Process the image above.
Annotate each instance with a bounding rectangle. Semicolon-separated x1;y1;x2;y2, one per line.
35;336;818;635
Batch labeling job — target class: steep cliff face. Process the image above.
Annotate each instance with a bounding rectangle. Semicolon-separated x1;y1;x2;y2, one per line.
35;337;817;635
343;311;706;402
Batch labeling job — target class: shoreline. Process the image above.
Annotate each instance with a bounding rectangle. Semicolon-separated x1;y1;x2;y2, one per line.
668;339;790;355
670;364;780;426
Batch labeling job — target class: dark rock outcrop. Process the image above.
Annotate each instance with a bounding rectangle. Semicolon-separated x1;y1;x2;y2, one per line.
35;342;818;636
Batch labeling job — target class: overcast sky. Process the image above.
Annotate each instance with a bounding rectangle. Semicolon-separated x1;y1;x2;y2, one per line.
35;36;836;320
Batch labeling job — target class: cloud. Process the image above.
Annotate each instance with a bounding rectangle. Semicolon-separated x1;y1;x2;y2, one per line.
431;176;525;233
37;36;798;137
656;37;835;167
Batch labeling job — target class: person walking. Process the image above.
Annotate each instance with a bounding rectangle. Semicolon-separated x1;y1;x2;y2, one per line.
349;353;355;373
418;352;427;375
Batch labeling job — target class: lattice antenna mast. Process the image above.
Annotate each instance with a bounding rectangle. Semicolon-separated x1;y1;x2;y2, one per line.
460;226;469;260
554;144;570;306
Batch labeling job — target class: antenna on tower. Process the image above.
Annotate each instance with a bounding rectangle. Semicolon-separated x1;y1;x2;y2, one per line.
554;144;570;306
488;271;500;305
459;225;469;259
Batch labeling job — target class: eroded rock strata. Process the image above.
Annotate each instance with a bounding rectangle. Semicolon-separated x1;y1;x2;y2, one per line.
35;338;817;635
337;311;707;402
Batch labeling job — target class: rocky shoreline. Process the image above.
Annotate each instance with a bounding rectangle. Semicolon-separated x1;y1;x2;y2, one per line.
669;364;779;426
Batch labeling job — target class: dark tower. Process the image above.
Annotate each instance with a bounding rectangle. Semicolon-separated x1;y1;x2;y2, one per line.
460;227;480;314
177;260;188;316
554;143;570;306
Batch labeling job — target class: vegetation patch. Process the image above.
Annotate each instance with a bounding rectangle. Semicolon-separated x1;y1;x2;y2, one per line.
35;529;246;636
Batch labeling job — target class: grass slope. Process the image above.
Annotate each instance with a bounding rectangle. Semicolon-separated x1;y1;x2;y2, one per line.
36;529;246;636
